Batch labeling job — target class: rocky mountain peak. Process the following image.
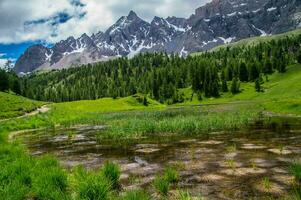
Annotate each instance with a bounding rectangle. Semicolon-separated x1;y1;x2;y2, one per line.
127;10;139;20
14;0;301;73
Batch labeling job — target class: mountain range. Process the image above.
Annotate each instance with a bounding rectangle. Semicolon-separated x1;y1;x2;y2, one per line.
15;0;301;73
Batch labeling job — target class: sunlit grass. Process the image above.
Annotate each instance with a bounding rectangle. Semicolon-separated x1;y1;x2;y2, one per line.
0;91;45;119
153;175;170;197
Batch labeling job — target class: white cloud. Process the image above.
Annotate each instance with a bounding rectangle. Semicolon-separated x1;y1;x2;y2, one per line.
0;59;8;67
0;0;211;44
0;54;8;67
0;53;16;68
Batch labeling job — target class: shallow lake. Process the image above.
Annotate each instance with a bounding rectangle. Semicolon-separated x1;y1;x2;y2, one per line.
16;116;301;199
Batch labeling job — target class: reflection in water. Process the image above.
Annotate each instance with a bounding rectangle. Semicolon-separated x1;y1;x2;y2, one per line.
16;117;301;199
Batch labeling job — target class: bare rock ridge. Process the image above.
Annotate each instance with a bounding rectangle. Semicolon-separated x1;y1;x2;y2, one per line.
15;0;301;73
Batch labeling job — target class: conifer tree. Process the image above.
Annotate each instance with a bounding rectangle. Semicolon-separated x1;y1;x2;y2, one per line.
255;79;261;92
231;77;240;94
239;62;248;82
0;69;9;91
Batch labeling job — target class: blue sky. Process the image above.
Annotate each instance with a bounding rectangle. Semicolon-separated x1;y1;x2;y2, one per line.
0;43;37;63
0;0;211;66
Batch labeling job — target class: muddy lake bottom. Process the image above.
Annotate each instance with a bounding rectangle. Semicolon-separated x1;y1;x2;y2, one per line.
16;117;301;199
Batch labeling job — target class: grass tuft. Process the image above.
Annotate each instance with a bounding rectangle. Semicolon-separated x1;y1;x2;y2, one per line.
153;175;170;197
164;167;180;184
101;161;121;190
74;166;111;200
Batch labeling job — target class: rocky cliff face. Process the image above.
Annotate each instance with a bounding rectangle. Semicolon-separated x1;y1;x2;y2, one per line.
15;0;301;73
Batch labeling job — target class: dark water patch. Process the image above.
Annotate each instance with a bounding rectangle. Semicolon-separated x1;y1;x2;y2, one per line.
15;117;301;199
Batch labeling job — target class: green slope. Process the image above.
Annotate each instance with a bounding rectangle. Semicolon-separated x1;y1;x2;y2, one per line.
177;64;301;115
50;94;164;122
0;94;165;133
0;92;45;119
192;28;301;56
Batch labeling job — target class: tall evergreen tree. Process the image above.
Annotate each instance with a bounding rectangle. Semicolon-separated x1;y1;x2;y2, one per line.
249;63;259;81
0;69;9;91
230;77;240;94
297;51;301;64
255;79;261;92
239;62;248;82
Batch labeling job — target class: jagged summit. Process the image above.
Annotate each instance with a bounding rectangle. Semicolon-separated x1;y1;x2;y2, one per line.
127;10;139;20
15;0;301;73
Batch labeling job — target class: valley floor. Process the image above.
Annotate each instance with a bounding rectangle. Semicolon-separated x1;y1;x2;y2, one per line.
1;64;301;135
0;65;301;199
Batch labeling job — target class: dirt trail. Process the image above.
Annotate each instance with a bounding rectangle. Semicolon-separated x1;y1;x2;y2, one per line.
0;105;50;123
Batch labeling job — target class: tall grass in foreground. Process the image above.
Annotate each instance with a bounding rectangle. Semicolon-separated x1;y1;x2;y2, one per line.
290;162;301;199
73;166;111;200
153;176;170;197
101;161;121;190
0;144;70;200
153;167;181;198
164;167;180;184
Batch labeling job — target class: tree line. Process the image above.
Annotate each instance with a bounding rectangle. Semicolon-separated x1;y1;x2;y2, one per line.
0;61;21;95
2;34;301;103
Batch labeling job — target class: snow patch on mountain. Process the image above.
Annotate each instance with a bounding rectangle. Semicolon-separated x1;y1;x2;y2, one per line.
45;50;53;61
267;7;277;12
219;37;236;44
251;25;267;36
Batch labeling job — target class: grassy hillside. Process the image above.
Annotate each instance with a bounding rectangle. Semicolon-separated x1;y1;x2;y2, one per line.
192;28;301;56
48;94;165;124
0;92;45;120
177;64;301;115
0;94;164;133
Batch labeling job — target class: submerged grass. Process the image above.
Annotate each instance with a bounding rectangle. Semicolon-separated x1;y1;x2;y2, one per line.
120;190;151;200
95;103;261;140
0;101;261;141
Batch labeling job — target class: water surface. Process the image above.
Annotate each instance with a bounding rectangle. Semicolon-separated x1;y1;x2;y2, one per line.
17;116;301;199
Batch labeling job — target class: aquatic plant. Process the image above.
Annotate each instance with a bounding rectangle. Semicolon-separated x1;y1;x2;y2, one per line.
74;166;111;200
278;144;284;155
262;177;271;191
121;189;151;200
290;162;301;183
164;167;180;184
178;190;193;200
170;161;185;170
101;161;121;190
0;102;260;140
190;145;197;160
290;162;301;199
226;143;237;153
177;190;204;200
153;175;170;197
128;174;141;185
226;159;236;170
250;159;257;170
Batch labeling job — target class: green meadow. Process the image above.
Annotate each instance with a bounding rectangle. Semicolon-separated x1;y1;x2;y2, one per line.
1;35;301;200
1;64;301;138
0;92;44;120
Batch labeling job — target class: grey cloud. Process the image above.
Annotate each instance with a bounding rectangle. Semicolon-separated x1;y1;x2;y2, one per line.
0;0;211;44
